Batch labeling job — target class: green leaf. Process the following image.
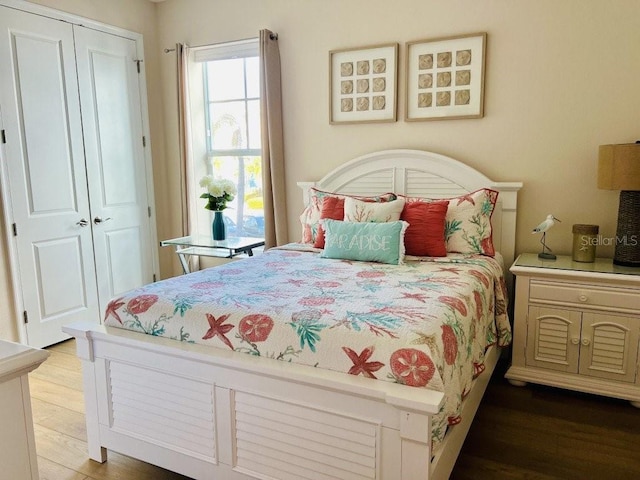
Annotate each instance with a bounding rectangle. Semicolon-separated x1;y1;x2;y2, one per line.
445;219;463;241
289;320;325;353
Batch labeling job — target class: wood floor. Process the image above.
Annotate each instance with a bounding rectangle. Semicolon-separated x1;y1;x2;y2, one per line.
452;359;640;480
31;341;639;480
30;340;188;480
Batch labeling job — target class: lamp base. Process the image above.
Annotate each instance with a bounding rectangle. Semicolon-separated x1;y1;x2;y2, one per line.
613;258;640;267
613;191;640;267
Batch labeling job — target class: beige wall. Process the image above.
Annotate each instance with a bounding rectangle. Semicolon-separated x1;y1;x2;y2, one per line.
1;0;639;341
155;0;640;257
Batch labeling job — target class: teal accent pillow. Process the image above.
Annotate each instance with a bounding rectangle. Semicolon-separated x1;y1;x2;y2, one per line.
320;220;408;265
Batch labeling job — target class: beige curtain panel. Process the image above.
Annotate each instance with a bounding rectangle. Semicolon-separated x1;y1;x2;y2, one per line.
177;42;200;271
259;29;289;249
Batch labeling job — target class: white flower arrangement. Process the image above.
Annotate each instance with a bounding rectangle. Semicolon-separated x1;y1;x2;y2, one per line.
199;175;237;211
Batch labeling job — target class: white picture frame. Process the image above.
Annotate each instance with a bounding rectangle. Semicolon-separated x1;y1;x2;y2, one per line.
405;33;486;121
329;43;398;124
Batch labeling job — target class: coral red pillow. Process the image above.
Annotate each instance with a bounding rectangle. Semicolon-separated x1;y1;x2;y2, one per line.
313;197;345;249
400;201;448;257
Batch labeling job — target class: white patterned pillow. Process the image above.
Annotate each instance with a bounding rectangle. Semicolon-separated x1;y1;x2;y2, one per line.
444;189;499;256
343;197;405;223
299;188;396;244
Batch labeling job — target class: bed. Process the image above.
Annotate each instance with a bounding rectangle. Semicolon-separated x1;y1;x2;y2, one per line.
63;149;522;480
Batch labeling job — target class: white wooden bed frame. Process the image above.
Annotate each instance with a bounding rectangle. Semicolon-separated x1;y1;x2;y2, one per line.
63;149;522;480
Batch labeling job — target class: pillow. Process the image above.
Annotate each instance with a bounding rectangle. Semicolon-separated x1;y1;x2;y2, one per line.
400;201;448;257
343;197;406;223
444;189;499;256
313;197;345;249
399;188;499;256
321;219;408;265
299;188;396;244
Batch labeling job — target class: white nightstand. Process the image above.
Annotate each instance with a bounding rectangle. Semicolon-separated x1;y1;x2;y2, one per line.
506;253;640;407
0;341;49;479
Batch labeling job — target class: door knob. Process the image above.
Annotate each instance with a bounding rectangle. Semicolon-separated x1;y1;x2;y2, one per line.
76;218;89;227
93;216;112;224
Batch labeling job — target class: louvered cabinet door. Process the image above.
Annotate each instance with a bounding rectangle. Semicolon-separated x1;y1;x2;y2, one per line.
526;306;581;373
579;313;639;384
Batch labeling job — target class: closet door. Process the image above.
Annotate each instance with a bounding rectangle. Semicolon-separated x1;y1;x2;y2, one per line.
73;26;155;315
0;8;100;347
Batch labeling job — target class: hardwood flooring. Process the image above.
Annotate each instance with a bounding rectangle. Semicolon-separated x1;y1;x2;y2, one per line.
452;359;640;480
31;341;639;480
31;340;188;480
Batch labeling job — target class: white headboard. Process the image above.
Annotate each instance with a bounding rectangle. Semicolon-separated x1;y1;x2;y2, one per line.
298;149;523;278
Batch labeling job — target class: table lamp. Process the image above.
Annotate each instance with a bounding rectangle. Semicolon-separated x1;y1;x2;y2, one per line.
598;142;640;267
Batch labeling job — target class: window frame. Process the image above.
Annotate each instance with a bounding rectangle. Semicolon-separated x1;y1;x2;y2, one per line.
190;38;264;239
203;69;261;157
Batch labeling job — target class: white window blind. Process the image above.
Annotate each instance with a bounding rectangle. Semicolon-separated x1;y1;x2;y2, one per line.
193;38;258;63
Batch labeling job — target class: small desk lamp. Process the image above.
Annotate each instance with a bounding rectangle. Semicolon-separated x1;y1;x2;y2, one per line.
598;142;640;267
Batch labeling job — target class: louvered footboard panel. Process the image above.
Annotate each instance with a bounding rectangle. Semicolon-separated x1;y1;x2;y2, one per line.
233;390;380;480
108;361;217;461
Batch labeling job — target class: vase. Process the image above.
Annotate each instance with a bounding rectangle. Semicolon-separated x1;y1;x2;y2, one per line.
212;211;226;241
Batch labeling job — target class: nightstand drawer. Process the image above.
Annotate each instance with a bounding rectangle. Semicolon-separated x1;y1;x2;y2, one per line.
529;280;640;311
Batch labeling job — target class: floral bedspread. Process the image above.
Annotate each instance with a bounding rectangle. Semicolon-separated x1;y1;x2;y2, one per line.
104;245;510;448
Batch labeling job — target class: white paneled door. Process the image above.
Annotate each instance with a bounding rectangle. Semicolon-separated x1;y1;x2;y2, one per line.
0;7;156;347
74;26;154;316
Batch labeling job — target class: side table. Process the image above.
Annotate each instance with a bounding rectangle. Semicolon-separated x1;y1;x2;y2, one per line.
506;253;640;407
0;340;49;479
161;235;265;274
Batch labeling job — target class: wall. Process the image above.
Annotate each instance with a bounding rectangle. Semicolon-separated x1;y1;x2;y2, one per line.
154;0;640;261
1;0;639;341
0;0;165;341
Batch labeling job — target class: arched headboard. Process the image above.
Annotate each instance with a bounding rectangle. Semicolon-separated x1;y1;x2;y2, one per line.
298;149;523;279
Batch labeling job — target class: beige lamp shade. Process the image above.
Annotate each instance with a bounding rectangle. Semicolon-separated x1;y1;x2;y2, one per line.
598;143;640;190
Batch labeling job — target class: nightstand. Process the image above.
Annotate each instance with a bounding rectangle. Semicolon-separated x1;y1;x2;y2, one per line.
0;341;49;479
506;253;640;407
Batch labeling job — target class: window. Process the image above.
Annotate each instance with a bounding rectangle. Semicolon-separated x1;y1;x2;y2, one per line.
191;39;263;238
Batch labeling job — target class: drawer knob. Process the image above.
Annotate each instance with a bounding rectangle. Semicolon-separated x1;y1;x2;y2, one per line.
581;338;591;346
571;337;580;345
578;294;588;302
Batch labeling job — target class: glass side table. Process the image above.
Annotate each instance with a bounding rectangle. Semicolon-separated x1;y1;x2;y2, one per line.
160;235;265;274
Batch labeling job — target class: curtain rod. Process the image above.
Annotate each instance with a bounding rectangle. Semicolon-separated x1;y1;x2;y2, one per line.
164;33;277;53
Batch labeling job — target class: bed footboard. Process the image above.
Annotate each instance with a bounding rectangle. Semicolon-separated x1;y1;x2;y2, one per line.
64;322;448;480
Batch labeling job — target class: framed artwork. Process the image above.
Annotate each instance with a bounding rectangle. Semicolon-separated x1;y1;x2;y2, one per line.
329;43;398;124
405;33;486;121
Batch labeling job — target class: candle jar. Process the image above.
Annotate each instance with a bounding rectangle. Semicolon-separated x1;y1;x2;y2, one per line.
572;224;599;262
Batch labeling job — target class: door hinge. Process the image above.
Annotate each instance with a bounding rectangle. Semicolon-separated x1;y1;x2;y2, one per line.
1;129;6;144
148;206;152;217
23;310;28;324
142;136;146;147
153;274;157;282
135;59;143;74
12;223;17;236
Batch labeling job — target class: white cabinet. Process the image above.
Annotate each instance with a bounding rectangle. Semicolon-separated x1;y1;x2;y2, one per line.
507;253;640;407
526;306;638;383
0;340;49;479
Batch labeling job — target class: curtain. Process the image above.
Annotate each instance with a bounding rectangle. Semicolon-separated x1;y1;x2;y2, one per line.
259;30;289;249
176;43;200;271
